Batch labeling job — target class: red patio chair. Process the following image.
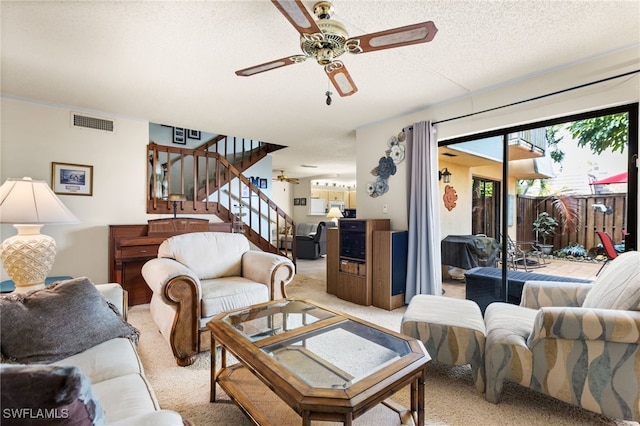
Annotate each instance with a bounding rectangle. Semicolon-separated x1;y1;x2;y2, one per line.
595;231;618;275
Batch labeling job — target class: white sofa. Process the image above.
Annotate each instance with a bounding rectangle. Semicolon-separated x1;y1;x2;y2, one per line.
0;279;187;425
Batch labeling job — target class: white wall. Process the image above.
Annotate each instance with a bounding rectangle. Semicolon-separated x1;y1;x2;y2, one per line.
1;97;152;282
354;133;408;229
0;97;277;283
291;177;324;224
271;180;293;216
355;47;640;238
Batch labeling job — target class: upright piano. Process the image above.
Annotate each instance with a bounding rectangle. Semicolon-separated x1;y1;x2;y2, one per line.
108;218;232;305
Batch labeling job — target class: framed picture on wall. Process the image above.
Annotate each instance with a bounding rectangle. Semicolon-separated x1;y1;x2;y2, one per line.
300;197;307;206
294;198;300;205
52;162;93;196
259;178;268;189
188;129;201;140
173;127;186;144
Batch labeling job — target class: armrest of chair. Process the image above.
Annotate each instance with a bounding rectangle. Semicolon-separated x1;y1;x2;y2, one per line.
142;258;202;366
142;258;201;300
520;280;592;309
242;251;295;300
528;307;640;346
95;283;127;319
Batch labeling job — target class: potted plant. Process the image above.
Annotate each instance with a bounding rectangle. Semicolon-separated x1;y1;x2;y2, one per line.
533;212;559;254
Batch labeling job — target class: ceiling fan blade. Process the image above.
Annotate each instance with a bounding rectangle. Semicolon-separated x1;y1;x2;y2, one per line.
325;61;357;97
235;55;307;77
271;0;323;38
345;21;438;54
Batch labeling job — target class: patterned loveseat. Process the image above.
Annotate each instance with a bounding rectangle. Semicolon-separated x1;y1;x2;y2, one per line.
483;251;640;421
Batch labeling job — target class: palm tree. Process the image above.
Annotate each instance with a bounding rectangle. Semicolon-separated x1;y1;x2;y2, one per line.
533;192;580;251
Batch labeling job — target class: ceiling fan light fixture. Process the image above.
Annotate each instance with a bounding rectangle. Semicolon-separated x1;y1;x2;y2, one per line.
317;48;335;65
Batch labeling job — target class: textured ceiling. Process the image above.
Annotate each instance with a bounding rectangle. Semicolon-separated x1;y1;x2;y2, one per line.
2;1;639;184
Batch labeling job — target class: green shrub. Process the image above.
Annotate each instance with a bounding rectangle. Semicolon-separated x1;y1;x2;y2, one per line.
558;243;587;257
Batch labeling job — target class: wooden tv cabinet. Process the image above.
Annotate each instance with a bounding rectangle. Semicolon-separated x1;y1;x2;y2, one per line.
330;218;390;305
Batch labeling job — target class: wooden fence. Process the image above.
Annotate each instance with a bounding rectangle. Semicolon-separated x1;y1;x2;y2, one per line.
516;193;628;251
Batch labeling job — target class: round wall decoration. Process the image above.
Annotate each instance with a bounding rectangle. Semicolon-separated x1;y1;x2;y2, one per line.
443;185;458;211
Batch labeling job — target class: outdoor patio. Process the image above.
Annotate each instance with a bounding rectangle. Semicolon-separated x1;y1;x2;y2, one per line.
442;257;601;300
297;256;603;303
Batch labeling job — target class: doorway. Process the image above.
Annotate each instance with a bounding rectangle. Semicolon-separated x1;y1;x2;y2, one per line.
472;178;501;239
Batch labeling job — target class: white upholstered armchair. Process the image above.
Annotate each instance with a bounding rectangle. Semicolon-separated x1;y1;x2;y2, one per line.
484;251;640;421
141;232;295;366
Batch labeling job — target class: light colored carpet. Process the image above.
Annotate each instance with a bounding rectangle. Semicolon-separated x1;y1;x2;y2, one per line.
128;275;638;426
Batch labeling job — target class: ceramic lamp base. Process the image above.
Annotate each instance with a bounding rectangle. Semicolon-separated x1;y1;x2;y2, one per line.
0;224;56;293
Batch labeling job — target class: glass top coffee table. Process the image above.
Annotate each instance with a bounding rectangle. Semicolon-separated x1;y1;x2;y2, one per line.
208;299;430;425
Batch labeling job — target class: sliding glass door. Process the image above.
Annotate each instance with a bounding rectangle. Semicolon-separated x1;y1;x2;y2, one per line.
438;102;638;304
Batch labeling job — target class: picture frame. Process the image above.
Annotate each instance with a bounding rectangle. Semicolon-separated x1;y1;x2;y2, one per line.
52;162;93;196
294;198;300;206
187;129;201;140
259;178;268;189
173;127;186;144
300;197;307;206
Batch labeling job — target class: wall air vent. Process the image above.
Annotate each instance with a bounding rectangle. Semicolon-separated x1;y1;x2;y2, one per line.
71;112;114;132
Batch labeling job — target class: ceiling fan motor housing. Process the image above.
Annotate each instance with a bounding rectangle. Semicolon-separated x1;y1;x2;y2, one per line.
301;6;348;65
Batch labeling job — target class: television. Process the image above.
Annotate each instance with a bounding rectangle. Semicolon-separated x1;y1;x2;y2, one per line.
343;208;356;218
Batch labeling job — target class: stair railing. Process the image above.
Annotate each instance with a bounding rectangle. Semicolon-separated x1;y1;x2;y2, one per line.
147;142;295;258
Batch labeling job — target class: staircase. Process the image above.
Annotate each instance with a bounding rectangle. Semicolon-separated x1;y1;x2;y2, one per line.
147;136;297;259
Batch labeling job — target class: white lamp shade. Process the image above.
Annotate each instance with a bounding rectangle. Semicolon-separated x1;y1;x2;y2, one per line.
0;177;79;224
327;207;343;219
0;177;78;292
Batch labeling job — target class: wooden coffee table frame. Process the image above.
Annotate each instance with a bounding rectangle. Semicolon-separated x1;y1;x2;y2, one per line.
208;298;430;425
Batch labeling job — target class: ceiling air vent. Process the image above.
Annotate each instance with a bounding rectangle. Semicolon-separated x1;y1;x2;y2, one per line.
71;112;114;132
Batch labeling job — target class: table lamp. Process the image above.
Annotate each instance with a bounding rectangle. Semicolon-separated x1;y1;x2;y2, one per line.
326;207;343;225
0;177;79;293
168;193;187;219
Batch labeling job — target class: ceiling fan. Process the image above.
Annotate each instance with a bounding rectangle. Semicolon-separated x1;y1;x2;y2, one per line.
236;0;438;98
274;170;300;184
